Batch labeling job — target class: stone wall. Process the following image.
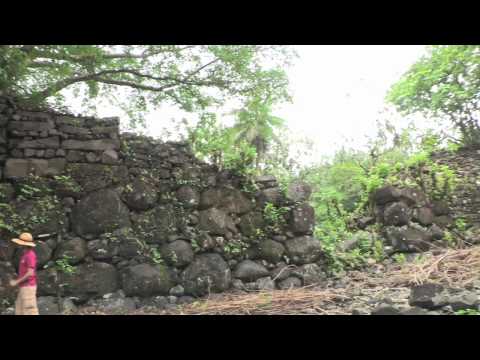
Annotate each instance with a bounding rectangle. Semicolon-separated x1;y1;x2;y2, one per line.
0;96;324;308
364;185;451;254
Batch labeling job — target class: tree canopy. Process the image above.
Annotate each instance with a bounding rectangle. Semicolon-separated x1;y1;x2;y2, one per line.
387;45;480;145
0;45;295;123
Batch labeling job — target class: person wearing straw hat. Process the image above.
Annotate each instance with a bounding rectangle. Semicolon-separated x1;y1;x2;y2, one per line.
9;232;39;315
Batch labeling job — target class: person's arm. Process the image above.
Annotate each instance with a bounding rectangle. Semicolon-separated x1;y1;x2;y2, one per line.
10;269;34;287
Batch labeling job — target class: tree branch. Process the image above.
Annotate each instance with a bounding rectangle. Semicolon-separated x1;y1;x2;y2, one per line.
95;77;173;92
31;59;230;101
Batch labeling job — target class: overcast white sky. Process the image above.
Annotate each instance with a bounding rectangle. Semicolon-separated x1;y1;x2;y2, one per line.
76;45;428;162
273;45;427;157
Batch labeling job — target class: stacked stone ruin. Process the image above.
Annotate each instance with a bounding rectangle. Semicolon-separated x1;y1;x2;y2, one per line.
0;96;325;308
366;185;452;254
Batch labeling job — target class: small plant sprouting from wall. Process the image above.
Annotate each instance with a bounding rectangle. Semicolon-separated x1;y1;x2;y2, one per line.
55;255;76;275
263;202;289;233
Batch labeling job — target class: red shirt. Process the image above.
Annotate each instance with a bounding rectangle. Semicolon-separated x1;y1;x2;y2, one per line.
18;249;37;287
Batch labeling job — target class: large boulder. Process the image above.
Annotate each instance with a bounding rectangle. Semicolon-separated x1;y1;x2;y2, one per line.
198;208;236;236
383;202;411;226
176;186;200;209
370;305;402;315
398;188;428;207
86;228;140;261
233;260;269;281
238;212;265;238
434;215;454;229
257;187;283;207
87;239;118;261
101;149;119;165
413;207;434;226
432;201;450;216
121;263;173;297
285;236;323;265
254;277;276;291
277;276;302;290
123;178;158;211
132;204;180;244
9;196;68;235
446;291;479;311
200;187;252;214
64;262;118;300
409;283;448;310
430;224;445;241
194;232;217;251
384;226;432;253
38;262;118;301
255;175;278;189
371;186;401;205
114;228;143;259
270;262;293;282
86;292;136;314
410;284;479;312
71;189;131;239
37;296;60;315
286;181;312;203
292;263;326;286
54;238;87;265
160;240;194;268
257;239;285;264
290;203;315;235
182;253;231;296
222;189;253;215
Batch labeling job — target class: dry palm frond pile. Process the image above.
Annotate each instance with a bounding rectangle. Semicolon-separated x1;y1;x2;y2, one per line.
383;246;480;288
162;246;480;315
166;286;351;315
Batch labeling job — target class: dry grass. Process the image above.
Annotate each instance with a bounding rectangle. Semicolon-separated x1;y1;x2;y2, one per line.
382;246;480;288
162;246;480;315
161;286;351;315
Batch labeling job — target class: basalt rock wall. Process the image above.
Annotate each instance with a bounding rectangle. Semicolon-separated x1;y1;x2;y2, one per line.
364;185;451;254
0;96;324;306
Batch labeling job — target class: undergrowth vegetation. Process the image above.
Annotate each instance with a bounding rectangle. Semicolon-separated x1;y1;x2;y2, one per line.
299;121;461;274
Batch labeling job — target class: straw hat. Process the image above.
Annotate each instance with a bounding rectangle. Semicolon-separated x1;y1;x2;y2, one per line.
11;233;36;247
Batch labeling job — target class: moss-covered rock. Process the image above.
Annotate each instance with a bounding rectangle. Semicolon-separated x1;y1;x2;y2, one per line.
182;253;231;296
160;240;194;268
71;189;131;239
257;239;285;264
123;178;158;211
285;236;323;265
132;204;180;244
238;211;265;238
3;195;68;237
121;263;173;297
